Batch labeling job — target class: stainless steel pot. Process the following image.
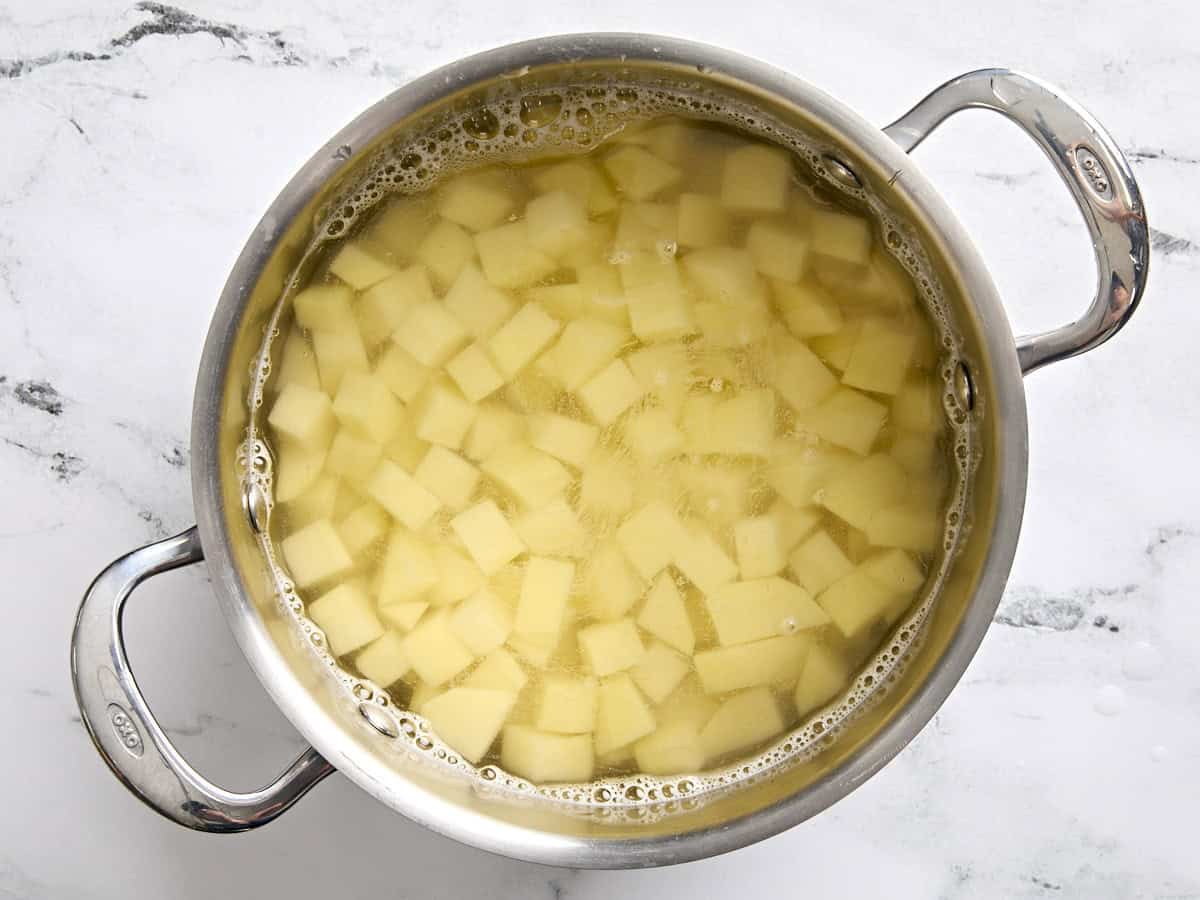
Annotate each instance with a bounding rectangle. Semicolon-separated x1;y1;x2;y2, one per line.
71;34;1148;868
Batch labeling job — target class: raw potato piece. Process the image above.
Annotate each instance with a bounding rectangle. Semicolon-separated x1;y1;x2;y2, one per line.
586;540;645;621
537;676;598;734
366;459;442;531
539;319;628;391
866;504;941;553
631;641;689;703
673;525;739;594
281;519;353;588
842;319;916;395
637;572;695;655
476;222;558;289
526;191;590;257
276;327;320;390
413;445;480;511
488;302;562;379
617;501;687;581
821;454;909;531
694;634;811;694
733;515;789;578
449;588;513;656
722;144;792;213
333;372;403;444
423;688;516;764
375;344;430;404
403;613;476;686
677;193;731;248
443;264;516;340
502;725;595;783
772;334;838;413
355;631;411;686
330;242;396;290
416;219;476;288
396;300;469;369
413;381;478;450
816;570;903;637
528;413;598;468
635;721;704;775
625;280;696;343
811;209;872;267
464;648;529;693
789;529;854;596
579;452;636;521
327;431;379;494
796;387;888;455
603;145;682;200
513;556;575;648
705;577;830;645
269;383;336;450
275;446;326;503
578;619;645;677
429;544;485;606
681;247;758;304
595;674;656;754
768;498;822;551
623;407;685;463
450;500;526;575
378;600;428;632
463;403;526;462
308;582;383;655
483;443;571;509
337;502;389;556
795;643;853;716
700;687;784;762
445;343;505;403
438;173;515;232
772;279;844;338
746;220;808;283
357;266;435;347
293;284;355;333
376;530;438;602
577;359;644;426
312;329;369;395
514;499;588;558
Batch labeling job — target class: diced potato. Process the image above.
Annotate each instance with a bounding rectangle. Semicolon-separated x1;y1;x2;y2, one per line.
412;380;478;450
428;544;484;606
681;246;759;304
768;498;822;552
463;402;526;461
412;445;480;511
464;648;529;693
450;500;526;575
746;220;808;283
502;725;594;783
866;503;941;553
337;501;389;556
275;445;326;503
537;319;629;395
631;641;689;703
416;219;476;288
293;284;355;333
810;208;872;267
603;145;682;200
382;427;429;472
892;377;943;433
365;459;442;531
623;407;685;463
323;433;376;491
772;279;844;338
368;200;432;261
357;266;435;347
528;413;598;468
721;144;791;213
513;498;588;558
308;581;383;655
408;680;441;713
772;333;838;413
680;389;774;458
374;343;431;404
329;241;397;290
693;300;769;348
580;537;645;624
281;474;343;529
507;632;560;669
705;577;830;645
616;501;687;581
403;612;476;686
276;326;320;390
794;643;852;716
533;159;618;216
595;674;656;754
269;383;336;450
796;386;887;454
482;443;571;509
395;300;469;369
818;246;916;313
378;599;428;632
578;619;645;677
437;172;515;232
281;519;353;588
677;461;753;527
487;302;562;379
860;548;925;593
444;342;504;403
578;451;635;521
332;372;403;445
624;279;697;344
700;687;784;763
576;359;644;425
513;556;574;646
693;634;811;694
635;720;704;775
449;588;514;656
376;530;438;601
637;572;694;655
614;201;677;253
536;675;598;734
476;222;558;289
673;523;739;594
617;251;681;292
525;190;590;257
677;193;731;248
423;687;517;764
625;342;692;412
842;318;916;395
354;631;411;686
440;266;514;343
526;283;585;321
821;454;909;531
733;515;789;578
816;569;903;637
765;442;852;508
788;529;854;596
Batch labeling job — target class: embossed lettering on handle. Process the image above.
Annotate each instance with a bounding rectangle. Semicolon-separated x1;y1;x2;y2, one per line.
107;702;144;758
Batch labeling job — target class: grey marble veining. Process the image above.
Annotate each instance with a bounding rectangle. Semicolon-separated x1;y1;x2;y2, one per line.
2;1;1197;897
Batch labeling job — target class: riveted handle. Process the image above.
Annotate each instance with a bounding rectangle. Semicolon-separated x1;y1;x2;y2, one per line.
884;69;1149;375
70;527;334;832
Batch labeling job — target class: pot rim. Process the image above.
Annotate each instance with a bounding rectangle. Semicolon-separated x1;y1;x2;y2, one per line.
191;32;1028;868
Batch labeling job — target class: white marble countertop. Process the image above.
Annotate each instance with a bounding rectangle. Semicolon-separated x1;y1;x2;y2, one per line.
2;1;1197;897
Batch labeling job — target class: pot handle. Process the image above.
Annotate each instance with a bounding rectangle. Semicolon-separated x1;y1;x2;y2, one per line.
883;69;1148;376
70;526;334;832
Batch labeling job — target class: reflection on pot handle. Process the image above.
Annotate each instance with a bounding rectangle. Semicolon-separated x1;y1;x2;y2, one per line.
884;69;1149;376
70;527;334;832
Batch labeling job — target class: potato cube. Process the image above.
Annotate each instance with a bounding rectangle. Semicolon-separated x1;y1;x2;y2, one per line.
412;381;478;450
816;570;903;637
578;451;635;521
444;342;504;404
772;333;838;413
623;407;685;463
449;588;514;656
842;318;916;395
528;413;598;468
721;144;791;213
536;676;598;734
422;687;516;764
442;263;516;340
507;632;560;669
525;190;590;257
788;529;854;596
772;279;843;338
746;219;809;284
412;445;480;511
425;544;483;607
408;681;441;713
307;582;383;656
578;619;645;677
614;201;677;253
269;383;336;450
355;265;434;347
382;427;429;473
475;222;557;289
602;145;682;200
514;556;574;643
693;300;769;348
733;515;789;578
368;200;432;261
402;612;476;686
820;453;909;532
765;443;852;508
450;500;525;575
505;500;584;559
293;284;355;333
811;209;872;267
810;322;862;372
616;501;687;581
329;241;397;290
700;687;784;762
819;246;915;312
482;443;571;509
331;372;403;446
866;504;940;553
462;403;526;461
416;218;475;288
681;390;774;459
354;631;410;686
280;474;342;528
464;648;528;693
681;246;758;305
374;343;430;404
768;498;822;551
275;445;326;503
437;172;515;232
365;459;441;530
312;339;370;417
376;530;438;601
395;300;469;369
794;643;852;716
584;539;645;621
861;548;925;593
502;725;594;783
336;501;388;556
637;572;694;655
595;674;657;754
625;342;692;412
706;577;830;645
632;641;689;703
526;283;585;321
577;359;644;425
533;159;617;215
635;721;704;775
657;679;718;731
891;375;941;431
677;460;752;527
276;326;320;390
624;280;697;343
693;634;811;694
673;524;739;594
796;387;887;454
677;193;731;248
378;599;428;632
540;319;629;391
281;519;353;588
487;302;561;378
